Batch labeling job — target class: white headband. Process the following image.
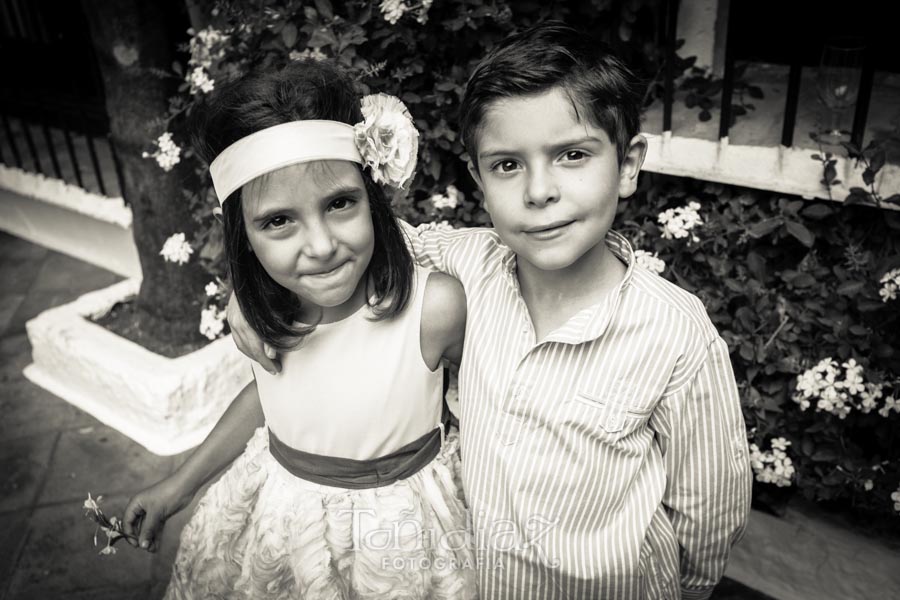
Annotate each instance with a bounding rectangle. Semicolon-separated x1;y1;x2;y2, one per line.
208;94;419;205
209;120;363;204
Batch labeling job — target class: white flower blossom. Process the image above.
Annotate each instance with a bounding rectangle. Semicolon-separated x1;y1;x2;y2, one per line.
199;305;226;340
289;47;327;62
188;26;227;70
379;0;432;24
188;66;215;95
892;484;900;513
794;357;893;418
142;132;181;172
634;249;666;274
379;0;406;24
863;479;874;491
430;185;462;210
749;438;795;487
879;268;900;302
423;220;456;233
879;396;900;418
159;232;193;265
205;282;220;297
354;94;418;188
658;200;703;242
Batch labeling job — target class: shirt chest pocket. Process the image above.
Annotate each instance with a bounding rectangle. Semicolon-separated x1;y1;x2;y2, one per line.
568;388;654;441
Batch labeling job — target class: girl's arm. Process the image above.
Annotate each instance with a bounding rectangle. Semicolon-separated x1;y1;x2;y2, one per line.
420;271;467;369
123;380;265;551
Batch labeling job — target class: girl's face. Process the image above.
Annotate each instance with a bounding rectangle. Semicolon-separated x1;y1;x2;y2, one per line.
241;160;375;322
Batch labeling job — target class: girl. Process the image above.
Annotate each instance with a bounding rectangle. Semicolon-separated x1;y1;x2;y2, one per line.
123;59;475;599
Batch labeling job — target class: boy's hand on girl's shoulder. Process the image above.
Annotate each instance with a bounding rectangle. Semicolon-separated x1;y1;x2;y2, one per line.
225;292;281;374
123;478;194;553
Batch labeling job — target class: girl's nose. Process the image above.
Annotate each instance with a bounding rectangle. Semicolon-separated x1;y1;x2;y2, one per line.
525;167;559;207
302;221;338;260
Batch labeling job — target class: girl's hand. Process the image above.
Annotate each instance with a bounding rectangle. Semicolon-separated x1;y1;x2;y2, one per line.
225;292;281;374
123;477;194;553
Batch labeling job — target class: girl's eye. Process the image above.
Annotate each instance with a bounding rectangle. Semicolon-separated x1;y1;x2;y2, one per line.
492;160;520;174
264;215;288;229
329;197;356;211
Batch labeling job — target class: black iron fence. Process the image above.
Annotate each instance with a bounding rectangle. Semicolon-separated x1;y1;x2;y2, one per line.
0;0;124;197
659;0;877;149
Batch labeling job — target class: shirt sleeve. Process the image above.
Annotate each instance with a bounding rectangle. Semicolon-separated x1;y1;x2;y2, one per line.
398;219;486;284
650;336;753;599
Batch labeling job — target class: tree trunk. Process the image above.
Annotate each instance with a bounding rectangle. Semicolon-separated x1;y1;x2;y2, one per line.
81;0;206;346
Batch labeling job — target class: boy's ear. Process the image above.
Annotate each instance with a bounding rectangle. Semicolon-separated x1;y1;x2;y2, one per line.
618;134;647;199
467;160;484;191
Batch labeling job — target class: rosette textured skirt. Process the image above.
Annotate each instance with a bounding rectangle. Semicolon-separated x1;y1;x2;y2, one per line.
164;426;476;599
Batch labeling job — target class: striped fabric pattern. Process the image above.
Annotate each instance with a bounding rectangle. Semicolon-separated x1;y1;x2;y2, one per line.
404;223;752;600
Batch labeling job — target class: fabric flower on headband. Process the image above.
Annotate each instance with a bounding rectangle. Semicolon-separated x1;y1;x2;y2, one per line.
354;94;418;189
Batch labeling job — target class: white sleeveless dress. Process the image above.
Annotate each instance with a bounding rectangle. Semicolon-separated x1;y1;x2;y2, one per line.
165;267;476;599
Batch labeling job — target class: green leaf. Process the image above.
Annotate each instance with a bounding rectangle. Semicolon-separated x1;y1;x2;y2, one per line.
785;220;815;247
748;86;764;99
862;168;875;186
281;23;298;48
791;273;816;288
748;218;782;238
836;280;864;296
800;203;833;220
812;448;840;462
314;0;334;20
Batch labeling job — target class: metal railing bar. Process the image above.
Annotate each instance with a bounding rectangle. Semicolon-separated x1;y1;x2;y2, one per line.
61;122;84;187
850;47;874;149
1;113;22;167
83;125;106;195
662;0;678;133
40;117;62;179
718;3;737;140
20;118;43;174
781;59;802;147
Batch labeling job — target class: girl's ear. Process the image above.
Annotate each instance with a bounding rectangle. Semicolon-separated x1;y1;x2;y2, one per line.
617;134;647;199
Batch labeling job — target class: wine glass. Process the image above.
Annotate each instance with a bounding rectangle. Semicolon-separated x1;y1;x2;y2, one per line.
815;39;864;144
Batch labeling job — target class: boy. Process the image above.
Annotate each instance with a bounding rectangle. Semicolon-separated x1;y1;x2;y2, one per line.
231;22;751;599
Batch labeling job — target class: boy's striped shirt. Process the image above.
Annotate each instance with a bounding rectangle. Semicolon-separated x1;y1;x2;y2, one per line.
405;223;752;600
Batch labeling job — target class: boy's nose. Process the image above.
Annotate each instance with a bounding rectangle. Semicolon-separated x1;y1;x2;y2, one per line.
524;168;559;207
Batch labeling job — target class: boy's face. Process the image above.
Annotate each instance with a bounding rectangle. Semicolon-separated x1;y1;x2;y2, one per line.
469;87;644;274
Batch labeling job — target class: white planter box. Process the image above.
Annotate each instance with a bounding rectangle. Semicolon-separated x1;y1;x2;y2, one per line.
24;279;253;456
726;505;900;599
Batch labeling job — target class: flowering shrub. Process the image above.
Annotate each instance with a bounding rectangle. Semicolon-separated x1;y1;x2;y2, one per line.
618;176;900;519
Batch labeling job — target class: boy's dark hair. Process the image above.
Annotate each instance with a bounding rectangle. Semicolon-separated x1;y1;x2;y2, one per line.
191;59;413;350
459;21;643;167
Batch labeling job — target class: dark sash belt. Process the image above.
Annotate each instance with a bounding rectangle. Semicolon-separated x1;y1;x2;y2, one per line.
268;408;451;490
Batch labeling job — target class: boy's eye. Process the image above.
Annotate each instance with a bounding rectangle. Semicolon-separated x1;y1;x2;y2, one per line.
562;150;587;162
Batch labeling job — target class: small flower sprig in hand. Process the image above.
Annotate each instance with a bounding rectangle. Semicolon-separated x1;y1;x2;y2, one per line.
83;493;137;555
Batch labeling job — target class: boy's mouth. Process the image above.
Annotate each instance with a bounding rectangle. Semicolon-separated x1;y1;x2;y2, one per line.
524;220;574;234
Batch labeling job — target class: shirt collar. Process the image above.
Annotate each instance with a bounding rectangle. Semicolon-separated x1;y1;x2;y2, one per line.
501;229;637;345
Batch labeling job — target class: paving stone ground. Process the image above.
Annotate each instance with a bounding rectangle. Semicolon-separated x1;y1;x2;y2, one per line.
0;232;774;599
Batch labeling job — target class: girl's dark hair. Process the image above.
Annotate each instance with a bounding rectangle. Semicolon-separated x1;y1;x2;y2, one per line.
459;20;643;168
191;59;413;350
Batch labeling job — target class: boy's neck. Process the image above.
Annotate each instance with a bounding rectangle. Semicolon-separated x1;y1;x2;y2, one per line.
516;236;626;341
